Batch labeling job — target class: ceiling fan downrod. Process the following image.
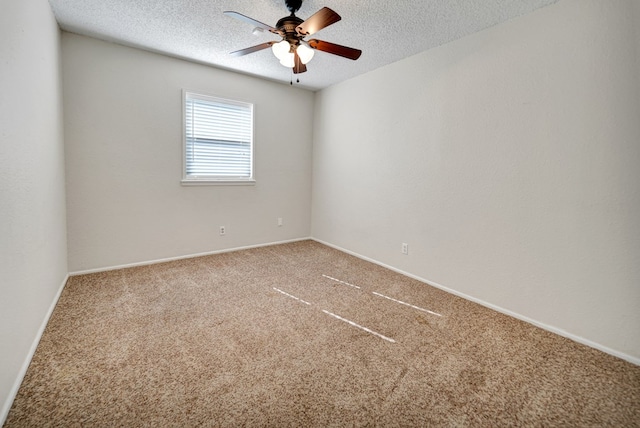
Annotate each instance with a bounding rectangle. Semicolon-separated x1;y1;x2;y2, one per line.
285;0;303;15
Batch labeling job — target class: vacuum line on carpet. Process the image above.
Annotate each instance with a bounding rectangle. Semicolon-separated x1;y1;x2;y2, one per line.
322;310;396;343
273;288;311;305
321;274;440;317
322;274;361;289
371;292;442;317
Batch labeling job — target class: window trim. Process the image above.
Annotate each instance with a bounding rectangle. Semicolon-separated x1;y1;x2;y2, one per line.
181;90;256;186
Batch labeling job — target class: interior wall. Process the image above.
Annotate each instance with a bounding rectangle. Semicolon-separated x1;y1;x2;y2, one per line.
0;0;68;421
63;34;314;272
312;0;640;361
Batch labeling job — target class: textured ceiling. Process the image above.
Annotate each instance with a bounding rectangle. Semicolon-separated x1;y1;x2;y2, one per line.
48;0;559;91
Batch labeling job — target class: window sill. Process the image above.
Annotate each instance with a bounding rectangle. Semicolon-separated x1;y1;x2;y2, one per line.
181;179;256;186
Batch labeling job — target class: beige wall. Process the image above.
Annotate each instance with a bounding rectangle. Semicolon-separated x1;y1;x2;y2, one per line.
312;0;640;362
0;0;68;421
63;34;314;272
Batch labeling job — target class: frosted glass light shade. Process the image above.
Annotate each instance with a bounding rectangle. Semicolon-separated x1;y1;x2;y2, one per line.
297;42;315;64
272;40;290;60
279;52;295;68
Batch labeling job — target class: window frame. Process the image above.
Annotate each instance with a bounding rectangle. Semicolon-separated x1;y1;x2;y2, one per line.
181;90;255;186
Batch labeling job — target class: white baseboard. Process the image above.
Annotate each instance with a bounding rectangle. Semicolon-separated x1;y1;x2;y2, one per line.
312;238;640;367
1;273;70;426
69;237;312;276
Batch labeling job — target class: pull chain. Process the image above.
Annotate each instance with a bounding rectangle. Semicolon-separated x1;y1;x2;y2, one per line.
289;70;300;86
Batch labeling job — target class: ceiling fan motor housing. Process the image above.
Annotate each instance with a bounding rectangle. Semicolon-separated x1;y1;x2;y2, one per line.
276;15;304;48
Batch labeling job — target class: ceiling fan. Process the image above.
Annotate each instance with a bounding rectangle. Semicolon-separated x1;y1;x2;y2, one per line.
223;0;362;75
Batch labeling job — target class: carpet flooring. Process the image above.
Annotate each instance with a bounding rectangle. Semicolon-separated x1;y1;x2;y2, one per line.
5;240;640;426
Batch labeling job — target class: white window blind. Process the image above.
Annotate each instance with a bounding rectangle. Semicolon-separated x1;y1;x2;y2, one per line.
184;92;254;182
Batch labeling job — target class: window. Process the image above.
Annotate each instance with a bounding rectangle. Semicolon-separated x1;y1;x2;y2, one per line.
182;91;254;184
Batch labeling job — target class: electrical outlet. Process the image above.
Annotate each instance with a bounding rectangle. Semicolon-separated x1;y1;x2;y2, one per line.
219;226;226;236
402;243;408;255
277;217;283;227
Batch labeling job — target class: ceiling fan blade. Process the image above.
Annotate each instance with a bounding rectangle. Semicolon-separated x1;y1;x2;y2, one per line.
308;39;362;60
293;51;307;74
296;7;341;36
230;42;275;57
224;11;283;36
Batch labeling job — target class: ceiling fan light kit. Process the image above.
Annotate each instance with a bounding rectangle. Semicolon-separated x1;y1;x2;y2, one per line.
272;39;290;60
297;41;314;64
224;0;361;76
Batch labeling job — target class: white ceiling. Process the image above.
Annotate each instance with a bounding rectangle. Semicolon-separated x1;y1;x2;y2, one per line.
48;0;559;91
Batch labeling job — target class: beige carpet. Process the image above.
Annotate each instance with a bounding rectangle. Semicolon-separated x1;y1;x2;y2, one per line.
5;240;640;426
